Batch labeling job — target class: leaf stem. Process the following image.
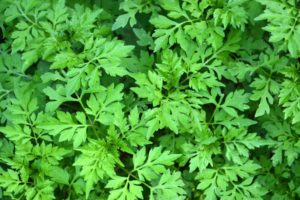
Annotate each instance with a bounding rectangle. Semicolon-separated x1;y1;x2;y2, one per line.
16;5;41;28
119;167;152;189
208;94;225;124
75;93;100;140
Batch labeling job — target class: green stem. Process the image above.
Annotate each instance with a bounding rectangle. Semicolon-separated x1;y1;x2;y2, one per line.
16;5;41;28
120;167;152;189
0;90;10;100
76;93;100;140
208;94;225;124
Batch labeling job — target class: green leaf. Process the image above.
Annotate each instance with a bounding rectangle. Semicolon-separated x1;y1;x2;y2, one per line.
84;84;124;126
129;106;139;127
223;128;267;164
38;111;88;148
133;147;181;181
74;139;122;198
0;125;32;144
131;71;163;106
43;85;77;112
151;170;186;200
222;90;250;117
150;15;177;29
106;178;143;200
251;75;279;117
0;169;27;196
197;161;262;200
25;180;55;200
133;28;154;47
255;0;300;57
112;13;130;30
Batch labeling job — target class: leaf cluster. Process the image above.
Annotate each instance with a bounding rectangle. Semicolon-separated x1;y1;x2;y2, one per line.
1;0;300;199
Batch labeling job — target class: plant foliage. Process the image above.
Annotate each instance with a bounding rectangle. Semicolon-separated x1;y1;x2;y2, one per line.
0;0;300;199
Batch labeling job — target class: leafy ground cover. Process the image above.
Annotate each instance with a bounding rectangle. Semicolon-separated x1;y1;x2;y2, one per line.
0;0;300;199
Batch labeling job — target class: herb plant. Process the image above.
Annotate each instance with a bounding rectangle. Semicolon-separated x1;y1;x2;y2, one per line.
0;0;300;199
